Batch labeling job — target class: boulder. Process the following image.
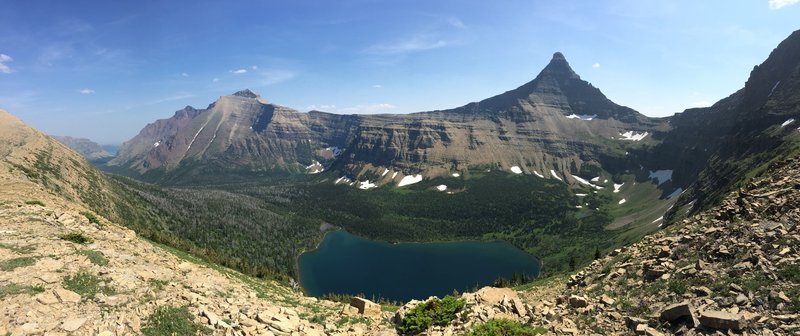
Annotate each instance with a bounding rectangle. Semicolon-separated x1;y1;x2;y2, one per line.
659;301;694;323
54;288;81;303
60;317;87;332
35;292;59;305
699;310;743;330
201;308;219;326
474;287;518;305
568;295;588;308
511;297;528;316
350;297;381;319
691;286;712;297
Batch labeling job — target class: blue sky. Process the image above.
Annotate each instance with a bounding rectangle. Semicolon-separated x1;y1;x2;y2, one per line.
0;1;798;144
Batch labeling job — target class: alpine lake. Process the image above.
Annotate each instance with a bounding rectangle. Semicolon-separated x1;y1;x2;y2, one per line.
298;230;540;302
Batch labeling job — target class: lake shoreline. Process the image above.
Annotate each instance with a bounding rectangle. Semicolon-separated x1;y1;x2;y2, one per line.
297;230;542;302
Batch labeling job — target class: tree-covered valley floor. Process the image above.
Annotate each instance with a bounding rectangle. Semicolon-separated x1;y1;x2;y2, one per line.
110;165;673;284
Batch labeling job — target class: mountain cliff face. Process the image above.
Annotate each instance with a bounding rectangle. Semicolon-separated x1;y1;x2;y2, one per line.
110;54;666;185
649;30;800;219
108;89;360;182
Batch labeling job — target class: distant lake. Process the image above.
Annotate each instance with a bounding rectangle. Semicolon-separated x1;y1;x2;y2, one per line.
298;230;540;302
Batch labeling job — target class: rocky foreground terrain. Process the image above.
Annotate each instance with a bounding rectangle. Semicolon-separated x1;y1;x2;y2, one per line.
518;156;800;335
2;150;799;336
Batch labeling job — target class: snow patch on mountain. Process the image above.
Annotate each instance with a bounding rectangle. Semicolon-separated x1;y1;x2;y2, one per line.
358;180;377;190
565;114;597;121
619;131;648;141
398;174;423;187
550;170;563;182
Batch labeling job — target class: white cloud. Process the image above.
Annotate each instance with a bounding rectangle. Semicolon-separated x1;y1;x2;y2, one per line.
308;103;397;114
446;17;467;29
79;88;95;94
260;69;295;85
365;34;450;54
251;65;258;70
212;78;220;82
592;63;600;69
231;69;248;74
372;84;383;88
181;72;189;77
0;54;13;74
307;104;337;111
769;0;800;9
151;93;194;104
691;100;711;108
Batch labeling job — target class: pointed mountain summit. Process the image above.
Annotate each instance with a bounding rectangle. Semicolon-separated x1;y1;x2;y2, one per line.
232;89;259;98
539;51;580;79
455;52;643;123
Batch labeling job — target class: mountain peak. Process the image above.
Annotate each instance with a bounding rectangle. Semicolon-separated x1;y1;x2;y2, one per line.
541;51;578;79
232;89;259;98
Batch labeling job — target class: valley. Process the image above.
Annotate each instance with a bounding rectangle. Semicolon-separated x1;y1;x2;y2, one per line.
0;4;798;332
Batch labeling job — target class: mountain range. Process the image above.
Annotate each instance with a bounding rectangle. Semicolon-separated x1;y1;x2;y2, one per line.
1;27;799;336
109;52;663;188
105;31;800;225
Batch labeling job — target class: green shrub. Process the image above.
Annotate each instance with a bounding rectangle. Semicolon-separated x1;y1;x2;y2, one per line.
80;211;100;225
779;265;800;283
467;319;547;336
0;283;45;299
76;250;108;266
667;277;688;295
397;295;466;335
59;232;94;244
62;271;114;297
0;243;35;254
0;257;38;271
25;200;45;206
148;278;169;291
142;306;209;336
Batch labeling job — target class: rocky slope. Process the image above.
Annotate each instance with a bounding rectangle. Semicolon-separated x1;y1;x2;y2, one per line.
517;153;800;335
109;54;666;186
51;135;114;161
0;107;390;335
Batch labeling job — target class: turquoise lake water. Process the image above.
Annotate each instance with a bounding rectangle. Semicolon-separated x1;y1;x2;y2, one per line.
298;230;540;302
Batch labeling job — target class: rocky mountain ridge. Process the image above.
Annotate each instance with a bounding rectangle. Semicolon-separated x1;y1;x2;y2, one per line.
108;53;666;187
50;136;114;161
